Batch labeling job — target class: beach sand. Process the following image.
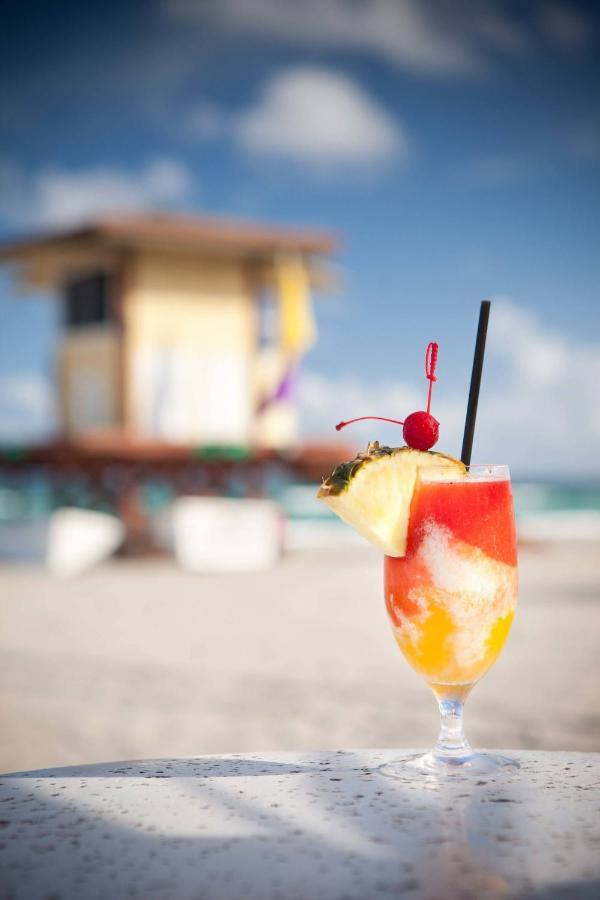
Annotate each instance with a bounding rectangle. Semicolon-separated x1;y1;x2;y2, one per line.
0;543;599;773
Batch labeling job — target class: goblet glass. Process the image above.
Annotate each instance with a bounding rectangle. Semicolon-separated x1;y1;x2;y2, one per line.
382;464;518;776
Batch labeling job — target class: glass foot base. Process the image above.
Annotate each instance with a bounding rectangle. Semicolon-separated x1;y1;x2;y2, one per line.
380;751;520;779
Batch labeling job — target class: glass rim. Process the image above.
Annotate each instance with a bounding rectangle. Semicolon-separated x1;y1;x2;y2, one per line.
417;463;510;482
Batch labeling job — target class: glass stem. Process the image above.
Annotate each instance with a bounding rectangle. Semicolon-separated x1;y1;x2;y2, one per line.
433;697;472;760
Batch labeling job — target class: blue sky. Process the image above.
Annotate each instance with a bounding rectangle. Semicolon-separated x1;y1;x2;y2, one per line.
1;0;599;474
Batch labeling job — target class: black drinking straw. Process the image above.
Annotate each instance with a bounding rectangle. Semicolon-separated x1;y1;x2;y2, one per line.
461;300;491;466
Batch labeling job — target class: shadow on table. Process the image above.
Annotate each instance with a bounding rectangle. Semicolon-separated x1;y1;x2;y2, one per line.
1;751;364;779
1;753;599;899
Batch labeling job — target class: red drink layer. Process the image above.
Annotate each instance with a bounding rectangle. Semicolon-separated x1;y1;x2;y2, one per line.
407;478;517;566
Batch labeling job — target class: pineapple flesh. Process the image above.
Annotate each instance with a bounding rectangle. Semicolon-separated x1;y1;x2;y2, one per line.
317;442;465;557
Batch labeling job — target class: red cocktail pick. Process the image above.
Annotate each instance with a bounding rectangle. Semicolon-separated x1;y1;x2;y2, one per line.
336;342;440;450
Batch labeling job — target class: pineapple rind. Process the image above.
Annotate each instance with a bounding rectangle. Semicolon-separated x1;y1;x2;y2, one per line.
317;443;465;557
318;443;461;498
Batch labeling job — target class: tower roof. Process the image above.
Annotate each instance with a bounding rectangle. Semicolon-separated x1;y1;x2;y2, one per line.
0;212;338;261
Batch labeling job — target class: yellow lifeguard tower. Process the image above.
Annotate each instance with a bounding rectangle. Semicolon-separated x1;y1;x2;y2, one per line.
1;213;336;453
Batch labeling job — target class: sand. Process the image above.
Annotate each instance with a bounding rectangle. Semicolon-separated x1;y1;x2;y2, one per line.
1;543;599;773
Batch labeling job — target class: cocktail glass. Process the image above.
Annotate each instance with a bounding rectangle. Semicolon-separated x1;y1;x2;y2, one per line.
382;464;518;776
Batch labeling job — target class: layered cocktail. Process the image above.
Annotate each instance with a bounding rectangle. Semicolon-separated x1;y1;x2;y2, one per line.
385;465;517;697
318;340;519;775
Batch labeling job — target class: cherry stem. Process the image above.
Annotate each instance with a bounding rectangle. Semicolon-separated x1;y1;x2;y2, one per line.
425;341;438;415
335;341;439;432
336;416;404;432
426;381;434;415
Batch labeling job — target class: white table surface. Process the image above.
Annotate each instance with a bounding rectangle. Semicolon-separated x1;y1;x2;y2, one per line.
1;749;599;899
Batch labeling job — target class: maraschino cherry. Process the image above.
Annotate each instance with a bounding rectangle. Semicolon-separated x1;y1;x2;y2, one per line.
335;342;440;451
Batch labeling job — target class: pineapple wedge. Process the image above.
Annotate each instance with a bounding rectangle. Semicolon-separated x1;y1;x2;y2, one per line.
317;442;465;557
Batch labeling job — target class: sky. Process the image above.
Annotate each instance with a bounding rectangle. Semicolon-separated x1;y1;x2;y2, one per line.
0;0;599;475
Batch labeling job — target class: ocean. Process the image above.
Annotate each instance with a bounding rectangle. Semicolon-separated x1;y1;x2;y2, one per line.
1;475;599;559
279;478;600;548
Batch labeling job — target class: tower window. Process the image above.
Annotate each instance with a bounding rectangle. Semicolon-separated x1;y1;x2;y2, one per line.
64;272;112;327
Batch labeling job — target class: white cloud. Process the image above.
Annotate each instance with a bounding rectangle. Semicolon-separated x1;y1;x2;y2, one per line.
232;66;406;167
185;66;406;169
476;300;600;471
0;374;56;442
165;0;536;76
488;301;569;387
300;300;600;475
0;158;194;230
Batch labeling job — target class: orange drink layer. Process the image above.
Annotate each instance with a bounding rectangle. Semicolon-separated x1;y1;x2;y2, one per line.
384;475;518;695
